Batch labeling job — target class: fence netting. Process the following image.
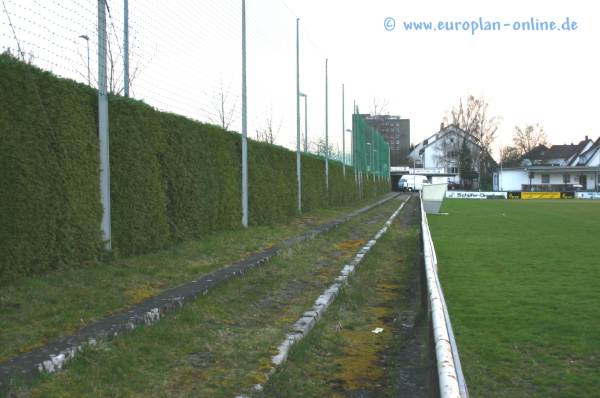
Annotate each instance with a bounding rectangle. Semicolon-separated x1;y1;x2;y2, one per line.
352;112;390;177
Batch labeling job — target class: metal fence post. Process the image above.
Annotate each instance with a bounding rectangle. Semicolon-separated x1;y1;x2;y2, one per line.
342;84;345;177
296;18;302;213
241;0;249;227
123;0;129;97
303;94;308;153
98;0;111;250
325;58;329;191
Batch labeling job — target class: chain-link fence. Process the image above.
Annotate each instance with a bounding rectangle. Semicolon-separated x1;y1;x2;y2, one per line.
1;0;390;167
1;0;390;247
1;1;396;169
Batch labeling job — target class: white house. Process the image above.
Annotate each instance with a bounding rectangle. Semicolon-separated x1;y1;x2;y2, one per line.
409;124;484;185
495;136;600;192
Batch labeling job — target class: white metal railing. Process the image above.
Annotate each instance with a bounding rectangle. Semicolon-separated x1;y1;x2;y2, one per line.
420;196;469;398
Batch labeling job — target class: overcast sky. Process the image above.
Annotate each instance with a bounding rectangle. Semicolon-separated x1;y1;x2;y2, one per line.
285;0;600;153
2;0;598;159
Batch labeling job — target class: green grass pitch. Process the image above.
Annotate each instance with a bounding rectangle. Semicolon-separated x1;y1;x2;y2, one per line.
428;199;600;398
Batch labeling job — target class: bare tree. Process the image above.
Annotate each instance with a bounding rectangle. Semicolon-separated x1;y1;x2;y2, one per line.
500;145;522;164
104;38;148;95
458;137;476;189
255;108;280;145
106;0;134;94
310;137;335;158
105;30;122;94
444;95;500;153
75;2;151;95
371;98;390;116
210;79;237;130
444;95;501;189
512;124;548;155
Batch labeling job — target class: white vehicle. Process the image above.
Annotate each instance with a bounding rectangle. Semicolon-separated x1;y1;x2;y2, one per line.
398;174;429;192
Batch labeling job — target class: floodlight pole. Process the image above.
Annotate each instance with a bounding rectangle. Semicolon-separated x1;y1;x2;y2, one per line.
300;92;307;152
342;84;345;176
98;0;111;250
123;0;129;97
296;18;302;213
304;95;308;152
325;58;329;190
352;100;357;182
241;0;248;226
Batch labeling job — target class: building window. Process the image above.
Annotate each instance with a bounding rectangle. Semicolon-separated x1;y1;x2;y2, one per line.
449;167;458;174
574;175;580;183
563;174;570;183
541;174;550;184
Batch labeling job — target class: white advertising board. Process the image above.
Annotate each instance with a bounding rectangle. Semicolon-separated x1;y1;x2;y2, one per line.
446;191;507;199
576;192;600;199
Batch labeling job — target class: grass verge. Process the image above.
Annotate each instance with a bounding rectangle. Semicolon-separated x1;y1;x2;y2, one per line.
261;196;433;398
0;195;391;363
6;197;404;397
428;199;600;398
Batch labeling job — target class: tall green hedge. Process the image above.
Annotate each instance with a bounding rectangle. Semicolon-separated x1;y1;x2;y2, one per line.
301;154;328;211
34;65;103;266
159;113;241;242
0;54;390;284
248;141;295;225
0;55;102;283
109;98;170;255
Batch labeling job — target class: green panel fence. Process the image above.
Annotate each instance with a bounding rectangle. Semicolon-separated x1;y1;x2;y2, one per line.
352;112;391;178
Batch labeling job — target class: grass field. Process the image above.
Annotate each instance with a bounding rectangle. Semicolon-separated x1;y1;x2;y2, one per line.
428;199;600;397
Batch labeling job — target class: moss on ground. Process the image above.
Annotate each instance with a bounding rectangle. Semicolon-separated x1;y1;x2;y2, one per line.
262;196;431;398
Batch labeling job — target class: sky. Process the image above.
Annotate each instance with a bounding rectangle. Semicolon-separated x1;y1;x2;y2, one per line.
284;0;600;153
2;0;599;160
